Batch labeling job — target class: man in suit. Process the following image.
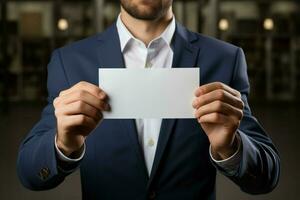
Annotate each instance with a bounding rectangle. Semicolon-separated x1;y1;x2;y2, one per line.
17;0;280;199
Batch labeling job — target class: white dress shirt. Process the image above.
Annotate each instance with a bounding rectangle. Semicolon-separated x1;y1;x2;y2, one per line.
116;14;175;175
55;14;242;176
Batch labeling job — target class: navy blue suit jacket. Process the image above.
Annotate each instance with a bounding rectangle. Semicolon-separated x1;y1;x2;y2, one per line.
17;22;280;200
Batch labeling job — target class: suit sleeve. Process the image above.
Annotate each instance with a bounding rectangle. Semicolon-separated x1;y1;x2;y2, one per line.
213;48;280;194
17;49;81;190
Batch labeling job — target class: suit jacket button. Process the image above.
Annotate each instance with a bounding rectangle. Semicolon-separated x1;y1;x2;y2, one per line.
148;191;156;200
38;167;50;180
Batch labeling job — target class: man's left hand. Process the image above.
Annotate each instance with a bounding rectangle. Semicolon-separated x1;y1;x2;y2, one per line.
192;82;244;160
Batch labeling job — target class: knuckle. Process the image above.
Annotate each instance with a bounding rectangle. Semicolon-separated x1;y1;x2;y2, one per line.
236;99;244;110
216;100;223;110
78;81;86;86
77;115;86;124
53;97;59;107
216;82;224;89
92;88;100;96
238;110;244;120
76;90;86;99
216;89;225;99
77;100;85;110
100;91;107;99
54;108;63;117
54;109;59;116
213;113;220;121
199;94;207;104
59;90;65;97
196;98;201;106
241;100;245;109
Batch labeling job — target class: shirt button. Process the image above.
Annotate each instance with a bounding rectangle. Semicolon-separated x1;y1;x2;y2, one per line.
145;62;152;68
148;191;156;199
148;138;155;147
38;167;50;181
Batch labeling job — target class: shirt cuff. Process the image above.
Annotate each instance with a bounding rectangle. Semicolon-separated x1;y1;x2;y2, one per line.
209;133;242;176
54;135;85;163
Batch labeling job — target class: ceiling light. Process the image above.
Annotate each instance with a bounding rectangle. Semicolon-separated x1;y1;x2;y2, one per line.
264;18;274;31
219;18;229;31
58;18;69;31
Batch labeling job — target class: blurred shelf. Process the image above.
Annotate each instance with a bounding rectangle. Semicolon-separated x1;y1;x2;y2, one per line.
1;0;300;104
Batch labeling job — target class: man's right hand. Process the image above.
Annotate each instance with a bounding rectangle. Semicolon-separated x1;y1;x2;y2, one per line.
53;81;110;157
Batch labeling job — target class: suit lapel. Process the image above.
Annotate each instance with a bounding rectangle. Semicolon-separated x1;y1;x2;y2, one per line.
97;24;149;180
148;23;200;187
97;24;126;69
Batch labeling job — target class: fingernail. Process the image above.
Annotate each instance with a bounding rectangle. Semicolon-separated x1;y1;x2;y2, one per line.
195;88;203;96
192;100;197;108
192;98;199;108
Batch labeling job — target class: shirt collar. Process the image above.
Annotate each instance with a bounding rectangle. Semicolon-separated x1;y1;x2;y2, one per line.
116;14;176;52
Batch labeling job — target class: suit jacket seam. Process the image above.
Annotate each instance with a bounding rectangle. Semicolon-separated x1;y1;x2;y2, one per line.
56;48;71;87
230;47;241;88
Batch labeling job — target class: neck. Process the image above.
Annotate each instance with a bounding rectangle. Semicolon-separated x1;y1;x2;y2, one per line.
120;7;173;45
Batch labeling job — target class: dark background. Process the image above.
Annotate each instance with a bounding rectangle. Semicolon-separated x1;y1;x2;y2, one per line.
0;0;299;199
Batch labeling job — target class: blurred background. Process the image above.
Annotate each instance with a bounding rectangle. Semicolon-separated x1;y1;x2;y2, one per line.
0;0;299;199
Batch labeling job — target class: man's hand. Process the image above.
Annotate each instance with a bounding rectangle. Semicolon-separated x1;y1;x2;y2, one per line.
192;82;244;160
53;81;110;157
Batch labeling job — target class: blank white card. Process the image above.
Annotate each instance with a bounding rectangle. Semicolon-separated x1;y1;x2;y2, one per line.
98;68;199;119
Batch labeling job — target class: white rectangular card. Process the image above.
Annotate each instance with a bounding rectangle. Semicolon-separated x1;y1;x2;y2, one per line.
98;68;199;119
